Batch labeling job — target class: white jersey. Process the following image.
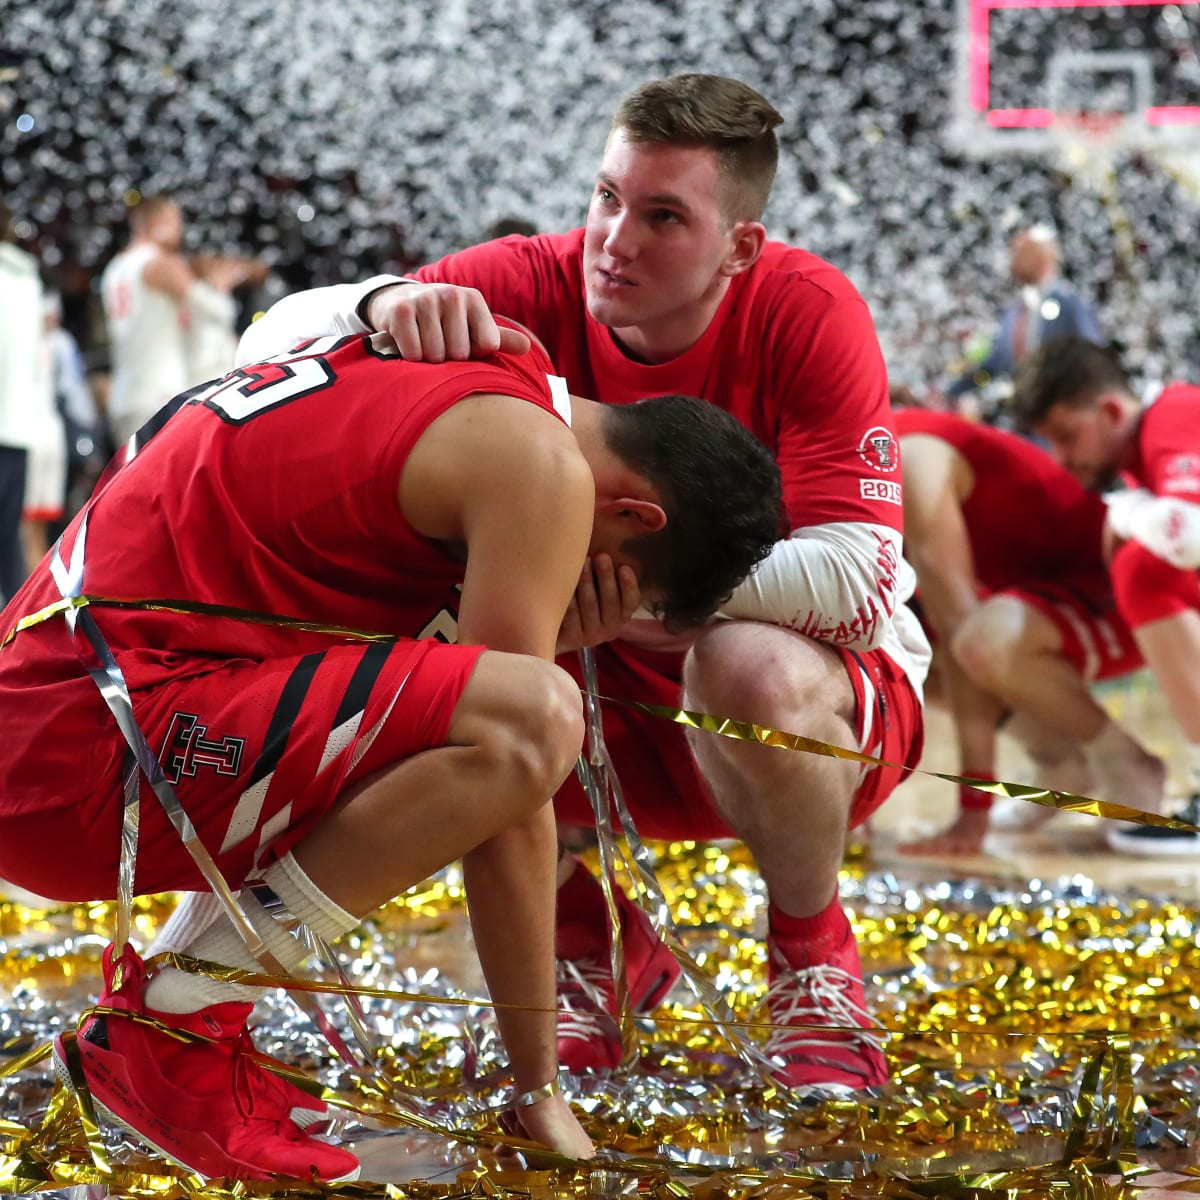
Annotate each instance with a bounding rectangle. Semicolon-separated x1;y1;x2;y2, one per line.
0;243;52;452
184;280;239;386
102;243;191;428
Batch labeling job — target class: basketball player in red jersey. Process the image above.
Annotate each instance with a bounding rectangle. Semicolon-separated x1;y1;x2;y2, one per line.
241;74;930;1091
894;408;1160;857
1015;337;1200;856
0;328;782;1180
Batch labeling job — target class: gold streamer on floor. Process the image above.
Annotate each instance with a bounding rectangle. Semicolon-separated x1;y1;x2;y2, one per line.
4;838;1199;1198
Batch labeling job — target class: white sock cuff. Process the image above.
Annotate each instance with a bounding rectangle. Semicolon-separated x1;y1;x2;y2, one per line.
260;852;358;945
145;910;269;1014
146;892;224;957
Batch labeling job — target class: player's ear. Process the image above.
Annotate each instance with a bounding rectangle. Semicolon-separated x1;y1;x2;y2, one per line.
597;496;667;532
721;221;766;277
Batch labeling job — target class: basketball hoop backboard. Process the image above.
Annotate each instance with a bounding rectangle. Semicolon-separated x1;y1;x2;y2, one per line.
953;0;1200;157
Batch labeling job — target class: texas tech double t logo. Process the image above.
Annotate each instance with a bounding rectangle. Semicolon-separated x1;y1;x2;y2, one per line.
162;712;246;784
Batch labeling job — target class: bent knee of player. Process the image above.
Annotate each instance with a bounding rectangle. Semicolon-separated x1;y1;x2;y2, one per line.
520;661;585;794
684;622;853;740
468;653;584;801
952;598;1030;687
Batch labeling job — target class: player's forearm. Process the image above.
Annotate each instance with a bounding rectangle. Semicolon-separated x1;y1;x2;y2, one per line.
234;275;406;365
462;806;561;1090
942;654;1003;772
719;521;909;651
1107;489;1200;569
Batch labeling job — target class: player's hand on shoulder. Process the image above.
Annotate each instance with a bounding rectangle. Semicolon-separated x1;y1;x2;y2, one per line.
556;554;641;655
367;281;531;363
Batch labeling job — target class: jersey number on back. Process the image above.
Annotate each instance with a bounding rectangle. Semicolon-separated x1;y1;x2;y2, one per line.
187;336;353;425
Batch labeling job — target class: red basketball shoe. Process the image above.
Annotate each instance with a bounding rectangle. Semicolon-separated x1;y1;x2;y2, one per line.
763;928;888;1092
555;859;680;1071
53;943;359;1181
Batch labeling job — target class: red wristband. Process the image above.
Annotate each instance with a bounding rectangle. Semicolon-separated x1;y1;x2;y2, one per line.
958;776;994;812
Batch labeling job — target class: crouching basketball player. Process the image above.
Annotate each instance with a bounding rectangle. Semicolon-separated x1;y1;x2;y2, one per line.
1014;337;1200;856
0;325;782;1181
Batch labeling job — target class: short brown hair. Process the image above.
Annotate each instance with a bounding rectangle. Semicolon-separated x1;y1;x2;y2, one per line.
601;394;783;630
1012;336;1129;428
612;74;782;222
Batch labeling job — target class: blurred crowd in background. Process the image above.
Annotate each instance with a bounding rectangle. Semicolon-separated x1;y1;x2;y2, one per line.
2;0;1199;599
4;0;1200;372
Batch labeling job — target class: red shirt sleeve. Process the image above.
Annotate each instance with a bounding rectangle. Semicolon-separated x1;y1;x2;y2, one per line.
768;293;901;534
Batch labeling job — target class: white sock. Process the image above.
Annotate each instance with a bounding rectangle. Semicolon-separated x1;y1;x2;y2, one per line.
144;853;358;1015
146;892;224;957
264;851;359;945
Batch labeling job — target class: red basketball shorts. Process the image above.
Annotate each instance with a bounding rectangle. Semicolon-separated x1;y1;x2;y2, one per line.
553;638;924;840
996;580;1142;682
0;638;482;900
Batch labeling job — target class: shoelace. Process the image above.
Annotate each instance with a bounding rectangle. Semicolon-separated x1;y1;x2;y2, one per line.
230;1026;273;1122
555;956;619;1046
228;1026;313;1132
764;961;884;1059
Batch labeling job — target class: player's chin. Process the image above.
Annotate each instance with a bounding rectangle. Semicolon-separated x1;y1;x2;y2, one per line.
584;289;637;329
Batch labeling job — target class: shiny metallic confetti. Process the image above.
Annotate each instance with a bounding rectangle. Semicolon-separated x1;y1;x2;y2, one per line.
4;842;1200;1197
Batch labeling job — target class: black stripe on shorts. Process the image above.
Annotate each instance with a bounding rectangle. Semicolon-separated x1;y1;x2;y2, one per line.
248;650;326;786
333;641;392;729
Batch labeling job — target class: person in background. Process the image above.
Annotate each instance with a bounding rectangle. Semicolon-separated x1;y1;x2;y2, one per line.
945;225;1104;418
101;196;245;446
18;370;65;574
894;407;1161;856
484;216;539;239
187;253;271;385
0;205;53;602
43;291;104;540
1014;337;1200;857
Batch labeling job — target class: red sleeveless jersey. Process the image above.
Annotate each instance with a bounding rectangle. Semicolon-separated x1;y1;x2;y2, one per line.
895;409;1109;593
0;332;568;694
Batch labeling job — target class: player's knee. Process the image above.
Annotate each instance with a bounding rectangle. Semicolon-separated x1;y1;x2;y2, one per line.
685;622;848;732
951;603;1022;688
495;660;584;800
1111;539;1199;627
